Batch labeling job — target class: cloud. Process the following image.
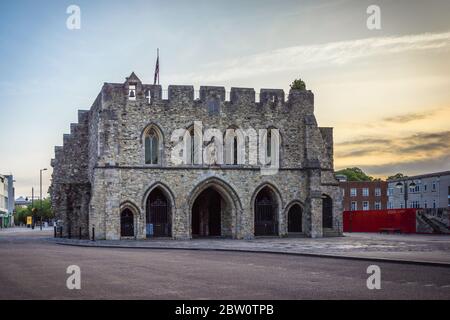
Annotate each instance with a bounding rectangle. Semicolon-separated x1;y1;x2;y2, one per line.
336;138;390;146
335;147;380;158
335;130;450;158
359;155;450;177
382;109;440;123
169;30;450;83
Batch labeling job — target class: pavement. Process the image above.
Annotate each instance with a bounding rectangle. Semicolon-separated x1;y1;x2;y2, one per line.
44;231;450;266
0;228;450;299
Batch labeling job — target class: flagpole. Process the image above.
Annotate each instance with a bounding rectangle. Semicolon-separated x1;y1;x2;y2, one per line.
153;48;160;86
157;48;160;85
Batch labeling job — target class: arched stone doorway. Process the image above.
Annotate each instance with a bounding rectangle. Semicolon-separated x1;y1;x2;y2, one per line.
146;187;171;237
322;194;333;229
288;204;302;233
191;186;237;237
120;209;134;237
254;186;279;236
189;177;241;239
192;188;224;237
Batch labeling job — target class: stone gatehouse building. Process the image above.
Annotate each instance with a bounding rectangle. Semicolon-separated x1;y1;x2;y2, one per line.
50;72;343;240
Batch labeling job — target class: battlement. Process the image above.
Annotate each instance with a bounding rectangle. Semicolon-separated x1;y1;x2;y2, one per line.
99;72;314;108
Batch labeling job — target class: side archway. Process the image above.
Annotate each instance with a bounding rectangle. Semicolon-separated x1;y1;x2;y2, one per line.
119;201;140;238
143;182;176;238
251;183;283;236
322;194;333;229
286;201;304;233
120;209;134;237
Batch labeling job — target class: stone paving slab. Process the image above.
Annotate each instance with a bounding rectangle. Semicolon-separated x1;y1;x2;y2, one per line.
47;232;450;266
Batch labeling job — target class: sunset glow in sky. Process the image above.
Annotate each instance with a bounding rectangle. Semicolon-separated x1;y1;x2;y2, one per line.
0;0;449;196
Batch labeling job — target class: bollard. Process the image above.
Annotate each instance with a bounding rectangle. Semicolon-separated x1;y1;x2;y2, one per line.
92;226;95;241
79;227;82;240
59;226;63;238
54;226;57;238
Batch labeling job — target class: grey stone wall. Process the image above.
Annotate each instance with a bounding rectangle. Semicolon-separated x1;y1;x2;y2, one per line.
50;72;342;240
50;110;90;238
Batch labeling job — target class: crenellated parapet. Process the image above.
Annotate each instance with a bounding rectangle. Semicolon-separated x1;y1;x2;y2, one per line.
96;72;315;115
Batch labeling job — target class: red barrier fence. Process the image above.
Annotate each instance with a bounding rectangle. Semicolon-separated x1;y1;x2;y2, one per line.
343;209;417;233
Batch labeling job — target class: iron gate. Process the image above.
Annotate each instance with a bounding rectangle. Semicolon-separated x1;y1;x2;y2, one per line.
147;191;171;237
255;196;277;236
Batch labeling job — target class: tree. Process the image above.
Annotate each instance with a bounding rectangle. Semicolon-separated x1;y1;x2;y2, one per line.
335;167;374;181
387;173;407;180
13;198;53;225
14;206;31;225
290;78;306;90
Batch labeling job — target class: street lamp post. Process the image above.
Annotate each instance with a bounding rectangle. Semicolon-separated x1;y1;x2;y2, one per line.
40;168;48;230
395;180;416;209
31;187;34;229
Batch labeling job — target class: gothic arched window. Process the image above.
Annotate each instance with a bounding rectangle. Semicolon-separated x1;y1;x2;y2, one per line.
264;127;280;166
233;137;238;165
190;127;195;165
144;128;160;165
224;127;240;165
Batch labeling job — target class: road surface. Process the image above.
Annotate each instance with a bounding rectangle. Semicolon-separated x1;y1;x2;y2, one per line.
0;229;449;299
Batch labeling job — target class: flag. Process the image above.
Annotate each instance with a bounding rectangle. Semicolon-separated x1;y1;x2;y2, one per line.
153;48;159;85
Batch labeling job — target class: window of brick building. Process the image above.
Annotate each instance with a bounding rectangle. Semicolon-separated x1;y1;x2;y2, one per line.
363;201;369;210
362;188;369;197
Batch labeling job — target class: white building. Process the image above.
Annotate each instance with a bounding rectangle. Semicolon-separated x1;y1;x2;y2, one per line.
387;171;450;209
0;174;15;227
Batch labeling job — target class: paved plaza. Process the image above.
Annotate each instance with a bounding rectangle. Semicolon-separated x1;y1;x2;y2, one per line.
49;231;450;265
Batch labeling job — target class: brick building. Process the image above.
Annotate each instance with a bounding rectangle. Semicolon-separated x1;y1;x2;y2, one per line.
50;72;343;240
339;179;388;211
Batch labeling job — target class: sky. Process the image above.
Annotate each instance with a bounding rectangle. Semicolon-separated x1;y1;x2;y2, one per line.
0;0;449;197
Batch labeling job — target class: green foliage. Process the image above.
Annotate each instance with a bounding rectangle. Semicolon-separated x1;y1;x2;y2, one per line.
335;167;374;182
387;173;408;180
14;206;30;224
290;78;306;90
14;198;53;225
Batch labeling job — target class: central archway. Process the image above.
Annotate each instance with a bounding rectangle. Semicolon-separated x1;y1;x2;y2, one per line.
189;177;241;238
192;188;223;237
